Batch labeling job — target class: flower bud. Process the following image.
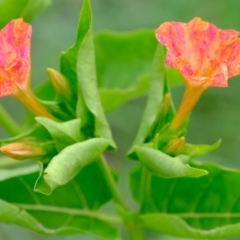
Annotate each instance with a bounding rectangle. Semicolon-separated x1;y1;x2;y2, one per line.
1;142;46;160
47;68;73;100
164;137;186;156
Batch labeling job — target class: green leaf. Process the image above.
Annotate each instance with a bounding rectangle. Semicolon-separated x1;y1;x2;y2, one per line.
0;158;38;181
94;30;157;112
130;162;240;238
60;0;91;96
94;30;157;89
0;162;118;239
93;31;184;112
35;138;110;195
128;45;166;159
140;213;240;239
95;30;184;90
60;0;115;149
99;75;150;113
135;146;207;178
183;139;221;158
60;0;91;126
76;7;115;149
35;117;82;151
0;0;51;28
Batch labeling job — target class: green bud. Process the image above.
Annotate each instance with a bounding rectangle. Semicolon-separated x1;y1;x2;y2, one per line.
47;68;73;100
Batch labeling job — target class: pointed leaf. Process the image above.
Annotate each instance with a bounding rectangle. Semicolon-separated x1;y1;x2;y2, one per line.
60;0;115;149
128;45;167;159
184;139;221;158
35;138;110;195
60;0;91;95
76;12;115;149
35;117;82;151
135;146;207;178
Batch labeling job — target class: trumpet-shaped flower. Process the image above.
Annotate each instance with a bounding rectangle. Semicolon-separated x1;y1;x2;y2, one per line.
156;18;240;131
156;17;240;88
0;19;54;119
0;18;31;96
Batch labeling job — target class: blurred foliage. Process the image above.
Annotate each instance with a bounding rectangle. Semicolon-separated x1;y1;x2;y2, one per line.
1;0;240;239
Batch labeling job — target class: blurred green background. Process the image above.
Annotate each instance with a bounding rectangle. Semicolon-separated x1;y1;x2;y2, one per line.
1;0;240;239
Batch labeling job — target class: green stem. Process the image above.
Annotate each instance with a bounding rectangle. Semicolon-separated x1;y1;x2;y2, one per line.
99;156;145;240
99;156;127;209
139;167;151;212
15;203;122;225
0;105;19;135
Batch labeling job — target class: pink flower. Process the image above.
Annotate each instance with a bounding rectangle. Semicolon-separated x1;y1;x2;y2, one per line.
156;17;240;88
0;18;31;97
0;19;54;119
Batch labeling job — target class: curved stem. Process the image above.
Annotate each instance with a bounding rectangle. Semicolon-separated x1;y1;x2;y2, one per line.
0;105;19;135
99;156;127;209
99;156;145;240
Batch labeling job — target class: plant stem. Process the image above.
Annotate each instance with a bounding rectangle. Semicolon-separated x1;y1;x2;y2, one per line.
99;156;127;209
99;156;145;240
139;167;151;212
16;203;123;225
0;105;19;135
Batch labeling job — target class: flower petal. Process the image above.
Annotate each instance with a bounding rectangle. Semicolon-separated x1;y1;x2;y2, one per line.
208;60;228;87
0;19;31;97
166;55;193;77
156;21;187;57
156;17;240;88
219;29;239;44
218;38;240;78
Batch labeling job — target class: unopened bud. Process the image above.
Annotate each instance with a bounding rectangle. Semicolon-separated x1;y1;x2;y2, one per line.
1;142;46;160
164;137;186;156
47;68;73;100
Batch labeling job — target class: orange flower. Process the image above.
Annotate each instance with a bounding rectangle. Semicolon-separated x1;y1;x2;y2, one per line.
0;19;54;119
0;18;31;96
156;17;240;88
156;18;240;131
